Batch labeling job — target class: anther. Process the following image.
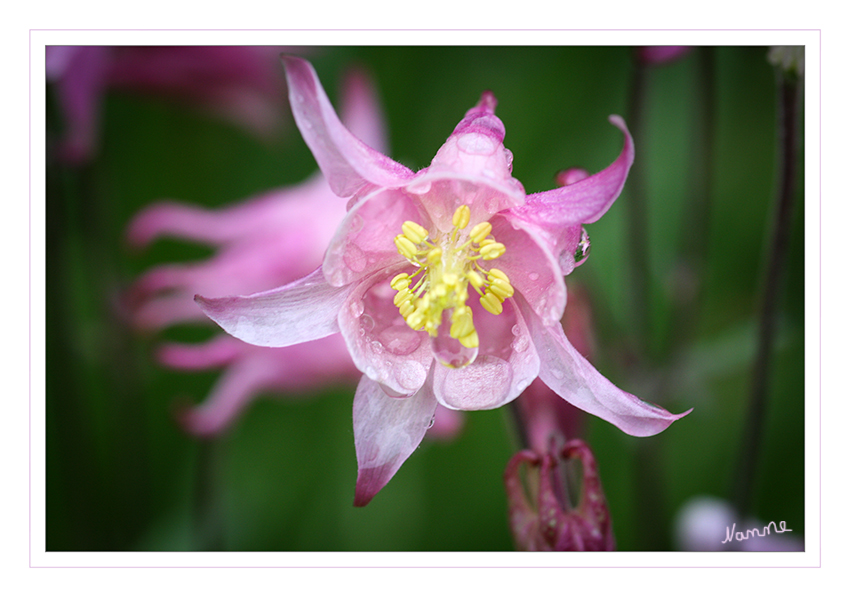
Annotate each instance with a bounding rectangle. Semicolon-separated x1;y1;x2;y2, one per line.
469;222;492;244
480;242;506;260
452;205;471;229
401;221;429;244
480;291;504;315
390;273;411;290
426;247;442;264
395;235;419;260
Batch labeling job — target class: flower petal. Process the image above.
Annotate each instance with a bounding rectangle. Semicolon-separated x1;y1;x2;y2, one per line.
323;189;424;287
433;297;539;411
521;296;690;436
282;55;414;198
195;267;350;347
353;372;438;506
489;213;566;326
338;270;431;396
512;115;634;227
175;352;273;437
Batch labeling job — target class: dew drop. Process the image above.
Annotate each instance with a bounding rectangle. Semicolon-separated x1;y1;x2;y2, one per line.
360;313;375;333
574;227;591;266
551;369;565;380
511;333;529;353
349;300;365;318
528;272;540;281
431;313;478;369
378;325;422;356
426;415;435;429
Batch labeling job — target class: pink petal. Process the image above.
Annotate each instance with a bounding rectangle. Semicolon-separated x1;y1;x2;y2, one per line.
512;115;634;227
636;46;693;65
195;267;351;347
157;335;244;370
353;372;438;507
433;297;540;411
175;353;274;437
323;189;424;287
338;271;431;397
490;213;566;326
522;297;690;436
410;92;526;223
338;67;389;156
281;55;414;198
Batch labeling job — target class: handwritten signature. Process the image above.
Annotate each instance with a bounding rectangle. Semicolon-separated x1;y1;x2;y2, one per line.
722;521;792;545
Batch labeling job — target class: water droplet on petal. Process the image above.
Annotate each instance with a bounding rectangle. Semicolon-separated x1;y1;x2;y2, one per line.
431;313;478;369
574;227;591;266
528;272;540;281
349;300;365;318
551;369;565;381
511;333;529;353
426;415;435;429
378;325;422;356
360;314;375;333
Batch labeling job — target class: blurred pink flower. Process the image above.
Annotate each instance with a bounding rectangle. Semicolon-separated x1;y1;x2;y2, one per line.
197;56;690;506
127;65;465;440
635;46;693;65
47;46;293;164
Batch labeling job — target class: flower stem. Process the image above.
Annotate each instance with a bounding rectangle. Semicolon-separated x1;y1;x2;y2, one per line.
194;439;227;550
732;62;802;518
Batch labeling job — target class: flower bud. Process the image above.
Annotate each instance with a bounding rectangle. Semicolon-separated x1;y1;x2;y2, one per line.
504;439;614;551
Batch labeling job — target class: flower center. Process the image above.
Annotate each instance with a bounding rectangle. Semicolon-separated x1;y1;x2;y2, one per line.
391;205;514;352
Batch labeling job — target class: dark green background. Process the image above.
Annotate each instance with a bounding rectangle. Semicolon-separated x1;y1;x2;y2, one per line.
46;46;805;551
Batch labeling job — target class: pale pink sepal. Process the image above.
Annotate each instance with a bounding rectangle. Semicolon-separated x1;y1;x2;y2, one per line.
514;116;634;227
281;55;414;198
523;298;690;437
353;372;438;507
195;267;351;347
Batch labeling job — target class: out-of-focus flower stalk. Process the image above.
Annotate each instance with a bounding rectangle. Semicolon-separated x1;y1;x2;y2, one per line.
625;45;709;550
732;48;803;519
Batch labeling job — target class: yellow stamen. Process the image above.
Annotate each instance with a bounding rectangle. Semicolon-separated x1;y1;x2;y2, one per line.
394;235;419;260
480;242;506;260
390;273;411;290
480;291;503;315
401;221;429;244
452;205;471;229
389;212;513;353
469;222;492;244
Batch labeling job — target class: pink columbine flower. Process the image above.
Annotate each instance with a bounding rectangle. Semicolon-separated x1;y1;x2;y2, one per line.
47;46;292;164
197;56;690;505
127;66;462;439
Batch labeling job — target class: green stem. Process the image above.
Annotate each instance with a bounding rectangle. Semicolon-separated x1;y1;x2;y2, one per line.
732;63;802;519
